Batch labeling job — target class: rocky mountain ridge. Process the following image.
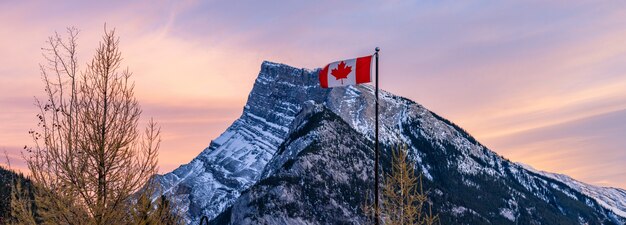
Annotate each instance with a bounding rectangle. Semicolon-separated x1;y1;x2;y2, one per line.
157;61;626;224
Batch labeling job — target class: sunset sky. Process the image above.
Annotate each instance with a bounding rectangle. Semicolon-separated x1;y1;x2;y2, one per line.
1;1;625;189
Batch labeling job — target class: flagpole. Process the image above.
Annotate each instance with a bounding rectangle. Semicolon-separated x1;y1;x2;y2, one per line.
374;47;380;225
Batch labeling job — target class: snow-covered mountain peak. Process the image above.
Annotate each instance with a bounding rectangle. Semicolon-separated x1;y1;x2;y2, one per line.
157;61;626;224
156;62;327;223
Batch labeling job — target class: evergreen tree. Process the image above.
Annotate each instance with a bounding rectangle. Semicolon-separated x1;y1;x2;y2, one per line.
128;181;183;225
364;144;439;225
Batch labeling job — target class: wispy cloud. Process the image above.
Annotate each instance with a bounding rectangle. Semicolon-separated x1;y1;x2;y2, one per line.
1;1;625;188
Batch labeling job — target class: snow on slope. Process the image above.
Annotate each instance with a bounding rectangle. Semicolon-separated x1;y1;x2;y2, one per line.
154;62;327;223
157;60;626;224
521;164;626;218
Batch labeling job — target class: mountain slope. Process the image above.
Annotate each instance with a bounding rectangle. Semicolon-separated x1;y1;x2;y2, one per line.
213;97;624;225
522;164;626;219
159;61;626;224
212;105;374;225
154;62;328;223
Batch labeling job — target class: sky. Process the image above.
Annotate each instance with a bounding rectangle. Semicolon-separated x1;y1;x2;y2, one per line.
1;1;625;189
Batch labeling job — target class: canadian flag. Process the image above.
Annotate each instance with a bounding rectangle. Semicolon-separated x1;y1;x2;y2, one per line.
319;55;373;88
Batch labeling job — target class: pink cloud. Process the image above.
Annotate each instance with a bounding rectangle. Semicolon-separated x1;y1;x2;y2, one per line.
1;1;626;189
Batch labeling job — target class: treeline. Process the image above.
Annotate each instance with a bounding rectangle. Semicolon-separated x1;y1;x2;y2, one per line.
0;165;34;224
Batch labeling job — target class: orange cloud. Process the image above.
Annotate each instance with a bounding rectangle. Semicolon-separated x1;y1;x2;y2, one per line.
2;1;626;189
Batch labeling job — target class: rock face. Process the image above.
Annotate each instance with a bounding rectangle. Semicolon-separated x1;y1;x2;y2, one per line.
157;61;626;224
153;62;327;224
216;106;375;225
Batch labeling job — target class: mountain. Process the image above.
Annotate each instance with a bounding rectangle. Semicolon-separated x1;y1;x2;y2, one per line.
153;62;327;224
521;164;626;219
210;104;375;225
157;61;626;224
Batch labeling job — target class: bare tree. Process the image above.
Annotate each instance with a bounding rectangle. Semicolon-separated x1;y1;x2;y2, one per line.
25;26;165;224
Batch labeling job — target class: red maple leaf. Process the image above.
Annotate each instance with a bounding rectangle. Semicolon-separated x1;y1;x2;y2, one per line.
331;61;352;84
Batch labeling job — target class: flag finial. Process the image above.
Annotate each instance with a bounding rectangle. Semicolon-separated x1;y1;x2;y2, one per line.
375;47;380;52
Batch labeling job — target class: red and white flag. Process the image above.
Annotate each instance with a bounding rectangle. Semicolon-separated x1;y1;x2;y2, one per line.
319;55;373;88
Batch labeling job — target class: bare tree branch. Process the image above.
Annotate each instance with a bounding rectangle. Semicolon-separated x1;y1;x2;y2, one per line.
21;25;180;225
